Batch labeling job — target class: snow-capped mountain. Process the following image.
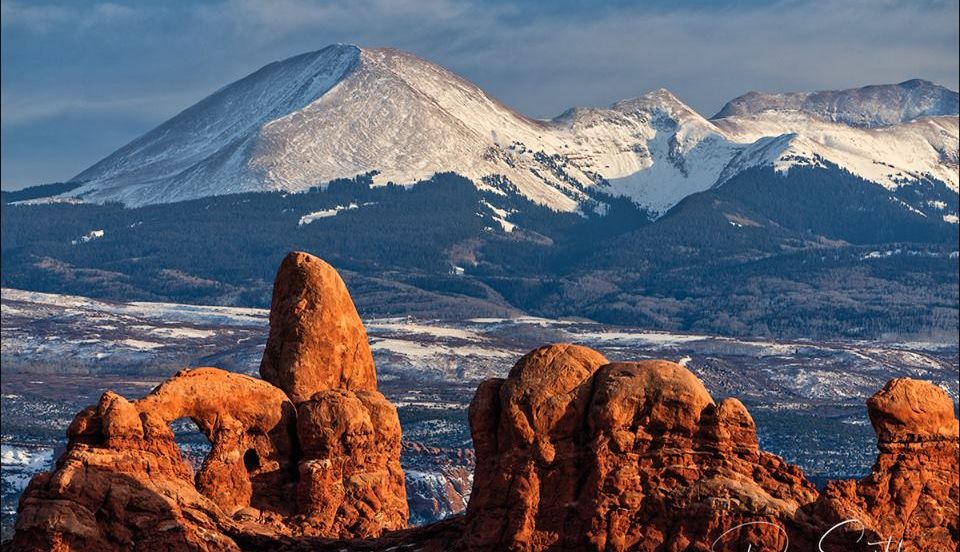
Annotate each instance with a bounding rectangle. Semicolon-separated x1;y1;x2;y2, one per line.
63;45;959;217
713;79;959;127
711;80;960;193
714;113;959;192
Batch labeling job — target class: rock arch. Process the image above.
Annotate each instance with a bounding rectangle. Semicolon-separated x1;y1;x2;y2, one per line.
133;368;297;514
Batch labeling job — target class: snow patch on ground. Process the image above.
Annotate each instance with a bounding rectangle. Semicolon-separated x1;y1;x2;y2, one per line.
298;202;375;225
71;229;104;245
120;339;165;350
1;445;54;499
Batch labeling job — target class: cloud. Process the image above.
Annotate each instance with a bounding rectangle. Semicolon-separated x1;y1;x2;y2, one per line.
1;91;205;127
1;1;72;32
178;0;959;116
1;0;957;187
1;1;142;33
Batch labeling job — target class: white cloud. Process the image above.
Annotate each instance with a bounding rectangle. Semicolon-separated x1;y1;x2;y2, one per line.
1;0;956;187
1;1;143;32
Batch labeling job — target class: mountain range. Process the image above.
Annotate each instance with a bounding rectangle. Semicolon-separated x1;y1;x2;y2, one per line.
58;44;959;220
2;44;958;340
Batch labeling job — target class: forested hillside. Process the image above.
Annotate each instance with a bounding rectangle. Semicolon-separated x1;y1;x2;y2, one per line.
3;168;957;340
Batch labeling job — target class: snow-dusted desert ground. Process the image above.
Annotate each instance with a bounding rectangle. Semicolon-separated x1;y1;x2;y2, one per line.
2;288;958;538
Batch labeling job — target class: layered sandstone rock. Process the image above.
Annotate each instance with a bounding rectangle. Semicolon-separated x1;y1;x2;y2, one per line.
294;389;408;538
260;253;407;538
462;353;959;552
11;252;406;551
11;368;290;551
465;344;611;549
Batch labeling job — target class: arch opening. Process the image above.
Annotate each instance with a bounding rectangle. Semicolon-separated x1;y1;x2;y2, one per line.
244;448;261;472
170;417;211;477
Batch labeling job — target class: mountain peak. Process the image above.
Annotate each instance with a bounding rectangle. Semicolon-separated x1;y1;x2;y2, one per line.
613;88;686;110
59;45;958;214
712;80;959;127
898;78;936;88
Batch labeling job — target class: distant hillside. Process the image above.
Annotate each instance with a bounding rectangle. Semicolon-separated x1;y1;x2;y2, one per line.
1;182;80;204
3;168;957;340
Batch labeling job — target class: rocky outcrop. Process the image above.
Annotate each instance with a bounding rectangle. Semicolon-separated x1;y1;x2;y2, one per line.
461;354;959;552
9;252;958;551
465;346;818;551
11;252;406;551
260;251;377;403
294;388;407;537
11;368;290;552
262;253;407;539
807;378;960;551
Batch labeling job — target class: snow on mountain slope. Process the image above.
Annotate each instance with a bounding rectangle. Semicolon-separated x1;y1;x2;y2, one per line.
70;45;361;206
62;45;959;218
714;112;959;192
247;47;593;210
713;79;959;127
553;89;746;214
66;45;598;210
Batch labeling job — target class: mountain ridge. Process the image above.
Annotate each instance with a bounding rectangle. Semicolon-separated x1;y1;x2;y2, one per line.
59;44;959;215
712;78;960;126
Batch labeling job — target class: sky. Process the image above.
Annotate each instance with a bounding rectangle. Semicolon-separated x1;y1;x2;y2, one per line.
1;0;958;190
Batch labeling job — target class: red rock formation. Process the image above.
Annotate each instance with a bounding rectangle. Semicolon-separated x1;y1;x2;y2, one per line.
11;252;407;550
11;368;289;552
9;253;958;552
260;251;377;403
465;347;818;551
465;344;611;550
294;388;408;538
808;378;960;552
260;252;408;538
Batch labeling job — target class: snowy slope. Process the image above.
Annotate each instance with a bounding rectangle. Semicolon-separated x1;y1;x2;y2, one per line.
555;90;746;214
711;80;959;195
70;45;361;206
713;79;959;127
715;115;960;192
63;45;959;217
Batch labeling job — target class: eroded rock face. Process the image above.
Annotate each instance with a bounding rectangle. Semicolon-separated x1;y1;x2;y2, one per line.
295;389;408;538
465;347;818;551
808;378;960;552
260;251;377;403
12;368;291;551
465;344;611;549
262;253;408;538
11;252;406;551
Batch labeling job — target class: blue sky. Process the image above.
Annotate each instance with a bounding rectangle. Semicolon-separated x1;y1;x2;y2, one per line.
2;0;958;189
